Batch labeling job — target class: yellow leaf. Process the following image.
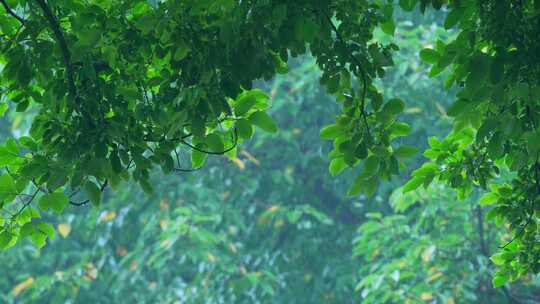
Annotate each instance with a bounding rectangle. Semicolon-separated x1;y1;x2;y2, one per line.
240;150;260;166
84;263;98;280
239;265;247;275
160;219;169;230
207;252;216;263
274;219;285;228
426;271;443;283
129;261;138;272
267;205;280;213
435;102;447;116
116;246;127;257
421;293;433;301
12;277;34;296
370;248;380;261
148;282;157;289
58;223;71;238
228;243;238;254
99;211;117;223
230;157;245;170
447;297;455;304
159;199;169;210
160;239;172;249
292;128;302;135
221;191;230;201
422;245;436;263
405;107;422;114
54;271;65;280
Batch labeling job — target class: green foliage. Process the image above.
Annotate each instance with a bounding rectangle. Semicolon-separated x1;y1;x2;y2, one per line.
354;184;540;303
0;57;363;303
0;0;539;292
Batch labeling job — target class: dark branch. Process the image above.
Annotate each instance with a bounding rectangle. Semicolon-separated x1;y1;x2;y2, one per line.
320;10;372;140
34;0;78;102
1;0;26;25
69;179;108;207
180;128;238;155
500;212;533;249
173;149;200;172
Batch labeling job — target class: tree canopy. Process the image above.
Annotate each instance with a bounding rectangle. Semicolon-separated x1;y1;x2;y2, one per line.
1;0;540;292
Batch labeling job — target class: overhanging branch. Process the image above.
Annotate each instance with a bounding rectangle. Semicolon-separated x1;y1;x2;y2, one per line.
1;0;26;25
34;0;78;101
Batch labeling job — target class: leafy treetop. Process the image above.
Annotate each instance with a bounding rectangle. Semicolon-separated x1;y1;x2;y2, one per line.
0;0;539;286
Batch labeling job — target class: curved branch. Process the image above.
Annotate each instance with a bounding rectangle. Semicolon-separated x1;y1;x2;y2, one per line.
34;0;77;101
180;128;238;155
69;179;108;207
172;149;200;173
1;0;26;25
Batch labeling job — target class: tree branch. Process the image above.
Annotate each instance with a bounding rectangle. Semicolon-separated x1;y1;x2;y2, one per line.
320;10;372;140
34;0;77;101
1;0;26;25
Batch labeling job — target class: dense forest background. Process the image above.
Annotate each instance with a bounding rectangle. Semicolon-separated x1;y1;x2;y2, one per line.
1;2;540;304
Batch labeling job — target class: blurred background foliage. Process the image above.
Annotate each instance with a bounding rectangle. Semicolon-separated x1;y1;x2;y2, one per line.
1;6;540;304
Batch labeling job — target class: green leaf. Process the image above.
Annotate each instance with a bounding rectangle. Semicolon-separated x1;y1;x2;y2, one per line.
490;253;508;266
382;98;405;115
192;146;208;168
15;99;30;112
393;145;418;158
236;119;253;139
347;175;363;197
191;116;206;137
287;210;302;224
320;124;344;140
0;147;18;167
248;111;278;133
419;48;440;64
361;156;380;178
0;230;12;249
37;222;55;240
84;181;102;207
205;134;225;153
444;8;465;29
5;138;19;155
174;46;191;61
380;20;395;36
234;89;269;116
0;103;8;117
479;192;499;206
19;136;38;151
412;163;439;177
347;175;378;197
234;95;258;117
398;0;416;11
403;177;423;193
329;158;347;176
272;52;288;74
492;274;509;288
38;193;69;213
390;122;412;137
0;174;17;202
466;53;490;91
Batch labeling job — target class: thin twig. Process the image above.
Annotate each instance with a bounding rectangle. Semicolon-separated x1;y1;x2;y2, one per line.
500;213;533;249
180;128;238;155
